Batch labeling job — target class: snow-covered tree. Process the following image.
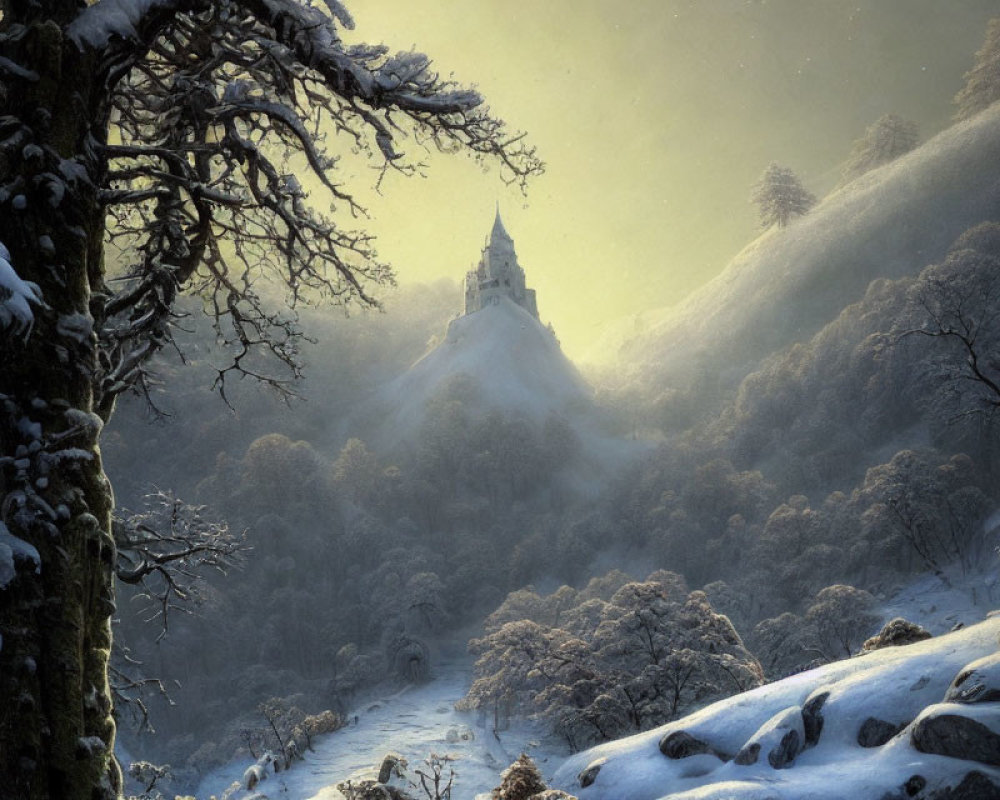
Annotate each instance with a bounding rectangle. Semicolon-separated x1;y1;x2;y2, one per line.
0;0;541;795
838;114;918;186
803;584;878;660
907;222;1000;422
954;17;1000;121
750;163;815;229
461;574;763;751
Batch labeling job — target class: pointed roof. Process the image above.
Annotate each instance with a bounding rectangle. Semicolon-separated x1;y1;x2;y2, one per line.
490;207;513;245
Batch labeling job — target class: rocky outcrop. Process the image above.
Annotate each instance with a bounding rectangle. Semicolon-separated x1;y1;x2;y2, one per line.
658;730;728;761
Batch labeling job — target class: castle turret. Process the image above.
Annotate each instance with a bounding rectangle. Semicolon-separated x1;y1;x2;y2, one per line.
464;210;539;319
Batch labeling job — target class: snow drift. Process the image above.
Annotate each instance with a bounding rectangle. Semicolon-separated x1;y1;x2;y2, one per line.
551;616;1000;800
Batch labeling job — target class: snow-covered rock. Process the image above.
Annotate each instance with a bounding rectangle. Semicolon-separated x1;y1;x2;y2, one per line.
551;616;1000;800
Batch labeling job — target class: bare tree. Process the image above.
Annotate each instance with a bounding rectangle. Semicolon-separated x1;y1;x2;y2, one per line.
907;233;1000;417
115;489;244;640
0;0;541;796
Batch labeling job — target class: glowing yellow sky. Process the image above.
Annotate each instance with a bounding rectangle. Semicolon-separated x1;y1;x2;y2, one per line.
342;0;998;362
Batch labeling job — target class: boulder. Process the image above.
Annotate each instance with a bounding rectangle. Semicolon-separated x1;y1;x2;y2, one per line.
911;706;1000;766
928;771;1000;799
857;716;907;748
577;760;603;789
659;730;727;761
377;753;407;784
945;653;1000;705
801;690;829;747
733;706;804;769
862;618;932;653
733;743;761;766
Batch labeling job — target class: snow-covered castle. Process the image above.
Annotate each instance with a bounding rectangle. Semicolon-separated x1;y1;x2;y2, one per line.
464;211;539;319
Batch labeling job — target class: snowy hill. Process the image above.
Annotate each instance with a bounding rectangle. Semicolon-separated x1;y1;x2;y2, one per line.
362;297;641;477
593;103;1000;393
378;297;592;435
551;616;1000;800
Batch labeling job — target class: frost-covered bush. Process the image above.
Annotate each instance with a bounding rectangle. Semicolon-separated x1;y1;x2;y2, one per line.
461;571;763;750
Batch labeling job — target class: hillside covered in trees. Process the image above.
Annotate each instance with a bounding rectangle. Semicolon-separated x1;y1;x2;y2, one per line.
4;3;1000;800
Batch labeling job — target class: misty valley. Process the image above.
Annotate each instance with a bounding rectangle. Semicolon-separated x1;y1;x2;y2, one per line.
105;93;1000;800
3;3;1000;800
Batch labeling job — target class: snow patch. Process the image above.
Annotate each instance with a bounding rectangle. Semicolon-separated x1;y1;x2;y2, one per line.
67;0;173;49
0;520;41;589
0;242;43;340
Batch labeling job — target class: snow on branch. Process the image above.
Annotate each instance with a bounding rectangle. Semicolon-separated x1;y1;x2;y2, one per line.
114;489;246;641
0;241;43;341
87;0;540;412
67;0;178;49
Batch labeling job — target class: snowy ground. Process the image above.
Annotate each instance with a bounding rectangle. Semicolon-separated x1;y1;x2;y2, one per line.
550;615;1000;800
150;565;1000;799
194;650;565;800
880;560;1000;635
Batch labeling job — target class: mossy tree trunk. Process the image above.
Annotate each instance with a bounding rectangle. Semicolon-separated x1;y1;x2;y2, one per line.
0;6;120;798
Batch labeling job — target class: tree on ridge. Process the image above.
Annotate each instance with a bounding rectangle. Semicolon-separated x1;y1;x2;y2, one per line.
750;162;815;229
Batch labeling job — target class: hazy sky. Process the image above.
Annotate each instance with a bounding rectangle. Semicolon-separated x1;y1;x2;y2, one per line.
341;1;1000;361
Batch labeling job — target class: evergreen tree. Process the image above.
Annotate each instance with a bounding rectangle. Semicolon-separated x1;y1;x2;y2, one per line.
955;17;1000;121
839;114;919;186
750;163;816;229
0;1;540;797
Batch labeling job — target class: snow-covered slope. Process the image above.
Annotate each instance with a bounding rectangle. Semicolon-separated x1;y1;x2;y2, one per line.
362;297;643;479
593;103;1000;392
551;617;1000;800
374;297;592;437
193;652;559;800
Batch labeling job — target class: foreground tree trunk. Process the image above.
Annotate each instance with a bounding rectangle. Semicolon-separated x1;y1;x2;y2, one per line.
0;0;540;794
0;9;120;798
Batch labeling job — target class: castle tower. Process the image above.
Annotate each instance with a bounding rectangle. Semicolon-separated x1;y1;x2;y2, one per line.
464;210;539;319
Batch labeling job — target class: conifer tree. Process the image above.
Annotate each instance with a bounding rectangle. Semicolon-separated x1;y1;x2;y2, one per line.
839;114;919;186
955;17;1000;121
750;163;816;229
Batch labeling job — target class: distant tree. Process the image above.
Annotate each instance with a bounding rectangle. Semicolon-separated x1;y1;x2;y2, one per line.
856;450;992;576
751;163;816;228
955;17;1000;120
462;574;763;750
749;612;816;679
331;438;382;507
839;114;919;185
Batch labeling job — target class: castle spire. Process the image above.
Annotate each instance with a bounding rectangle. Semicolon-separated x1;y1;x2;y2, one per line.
490;205;512;245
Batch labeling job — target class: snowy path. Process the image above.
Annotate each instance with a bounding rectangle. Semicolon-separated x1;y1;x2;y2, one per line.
196;653;562;800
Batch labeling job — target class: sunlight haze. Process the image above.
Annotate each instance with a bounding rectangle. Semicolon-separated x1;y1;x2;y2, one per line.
340;0;998;362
